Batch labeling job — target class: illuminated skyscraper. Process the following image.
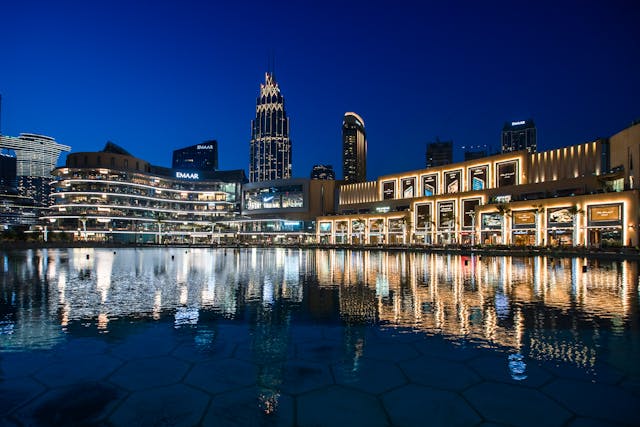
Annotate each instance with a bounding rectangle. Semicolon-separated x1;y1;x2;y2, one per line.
173;141;218;171
502;119;537;153
249;72;291;182
342;112;367;183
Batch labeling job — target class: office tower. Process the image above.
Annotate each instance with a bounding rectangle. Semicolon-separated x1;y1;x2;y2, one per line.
463;145;488;161
249;72;291;182
502;119;537;153
342;112;367;183
0;133;70;205
426;138;453;168
173;141;218;171
310;164;335;180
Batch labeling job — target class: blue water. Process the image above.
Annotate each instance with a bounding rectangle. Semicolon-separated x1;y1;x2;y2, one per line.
1;248;639;426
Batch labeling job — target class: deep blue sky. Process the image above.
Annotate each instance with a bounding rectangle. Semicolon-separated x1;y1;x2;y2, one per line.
1;0;638;180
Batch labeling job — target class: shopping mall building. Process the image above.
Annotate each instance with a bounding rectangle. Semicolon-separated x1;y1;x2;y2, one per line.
316;122;640;248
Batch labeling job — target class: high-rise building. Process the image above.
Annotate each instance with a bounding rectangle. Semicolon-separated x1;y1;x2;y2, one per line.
310;164;335;180
426;138;453;168
172;141;218;171
249;72;291;182
502;119;537;153
0;133;70;206
0;150;17;193
342;112;367;183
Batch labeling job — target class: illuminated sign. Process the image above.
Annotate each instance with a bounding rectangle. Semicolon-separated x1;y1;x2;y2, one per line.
382;181;396;200
511;121;526;126
547;207;573;226
416;204;432;229
482;213;502;229
462;199;480;228
375;206;390;213
197;145;214;150
589;204;622;223
422;174;438;196
468;165;488;191
496;161;517;187
437;201;455;229
402;177;416;198
176;172;199;179
444;169;462;194
319;222;332;233
513;210;536;226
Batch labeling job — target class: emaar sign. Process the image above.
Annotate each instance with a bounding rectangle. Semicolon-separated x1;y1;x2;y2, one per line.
197;145;214;150
176;171;199;179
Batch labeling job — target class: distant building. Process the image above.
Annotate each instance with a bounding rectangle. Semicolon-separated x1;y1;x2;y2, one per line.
342;112;367;183
0;133;70;206
249;72;291;182
0;150;40;229
463;145;488;161
172;141;218;171
0;150;17;192
310;165;335;180
426;139;452;168
502;119;537;153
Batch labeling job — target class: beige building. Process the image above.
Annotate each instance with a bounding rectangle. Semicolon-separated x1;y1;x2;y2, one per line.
317;122;640;248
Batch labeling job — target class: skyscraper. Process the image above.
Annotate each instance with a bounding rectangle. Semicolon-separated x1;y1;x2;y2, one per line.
502;119;537;153
173;141;218;171
249;72;291;182
426;138;453;168
342;112;367;183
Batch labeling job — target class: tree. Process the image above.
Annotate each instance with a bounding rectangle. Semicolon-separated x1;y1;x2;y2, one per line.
496;203;511;245
567;204;584;246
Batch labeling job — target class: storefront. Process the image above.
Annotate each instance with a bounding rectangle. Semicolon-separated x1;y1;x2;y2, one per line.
547;207;574;246
481;212;503;245
586;204;623;247
511;210;537;246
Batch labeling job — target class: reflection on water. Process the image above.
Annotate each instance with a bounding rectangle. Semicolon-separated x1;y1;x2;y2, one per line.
1;248;638;374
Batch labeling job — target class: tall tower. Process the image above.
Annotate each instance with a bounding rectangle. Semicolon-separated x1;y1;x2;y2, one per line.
502;119;537;153
249;72;291;182
342;112;367;183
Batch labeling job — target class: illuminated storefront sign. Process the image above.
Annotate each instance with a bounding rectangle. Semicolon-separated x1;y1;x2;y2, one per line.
176;172;199;179
402;177;416;198
496;160;518;187
482;213;502;229
382;181;396;200
416;203;432;229
588;204;622;224
319;222;332;233
422;174;438;196
547;207;573;226
462;199;480;228
468;165;488;191
513;210;536;227
444;169;462;194
437;201;455;229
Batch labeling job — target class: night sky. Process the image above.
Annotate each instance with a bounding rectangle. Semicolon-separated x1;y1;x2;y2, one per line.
1;0;638;180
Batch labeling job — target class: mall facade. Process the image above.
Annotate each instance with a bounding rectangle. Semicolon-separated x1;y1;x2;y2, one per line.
316;122;640;248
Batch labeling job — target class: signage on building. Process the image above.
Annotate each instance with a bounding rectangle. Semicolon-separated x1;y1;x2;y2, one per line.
402;177;415;198
513;210;536;226
468;165;488;191
511;121;526;126
462;199;480;228
547;207;573;226
422;173;438;196
589;204;622;223
482;212;502;229
416;204;432;229
444;169;462;194
496;161;517;187
176;171;199;179
437;201;455;229
319;222;332;233
382;181;396;200
197;145;214;150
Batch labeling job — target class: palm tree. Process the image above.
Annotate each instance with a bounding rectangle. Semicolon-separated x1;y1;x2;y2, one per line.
496;203;511;245
532;204;544;246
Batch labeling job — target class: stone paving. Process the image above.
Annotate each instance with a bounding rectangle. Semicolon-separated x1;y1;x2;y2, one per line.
1;321;639;427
